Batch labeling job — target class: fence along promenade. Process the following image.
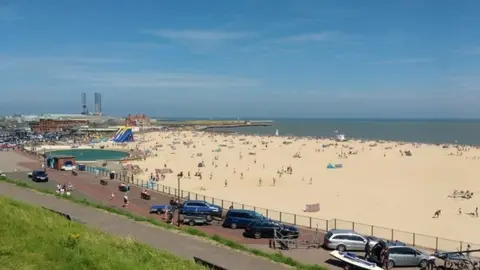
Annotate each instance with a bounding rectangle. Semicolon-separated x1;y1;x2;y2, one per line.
86;166;479;252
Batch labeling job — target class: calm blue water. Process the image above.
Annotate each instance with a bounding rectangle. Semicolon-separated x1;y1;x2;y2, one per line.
47;149;129;161
208;119;480;145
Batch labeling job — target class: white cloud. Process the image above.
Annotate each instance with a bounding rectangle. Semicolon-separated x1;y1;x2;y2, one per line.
280;31;341;42
455;46;480;55
369;58;435;65
0;6;24;21
145;29;252;40
0;56;260;89
55;70;260;89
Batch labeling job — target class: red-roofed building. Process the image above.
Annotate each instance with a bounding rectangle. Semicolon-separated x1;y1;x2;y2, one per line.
125;114;151;127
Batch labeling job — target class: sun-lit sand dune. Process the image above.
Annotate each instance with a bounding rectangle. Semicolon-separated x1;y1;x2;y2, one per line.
122;131;480;247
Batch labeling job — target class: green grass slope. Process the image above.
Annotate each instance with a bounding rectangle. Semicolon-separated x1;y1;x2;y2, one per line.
0;196;204;270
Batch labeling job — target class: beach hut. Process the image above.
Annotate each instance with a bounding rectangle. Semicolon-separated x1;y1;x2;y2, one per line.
47;155;76;170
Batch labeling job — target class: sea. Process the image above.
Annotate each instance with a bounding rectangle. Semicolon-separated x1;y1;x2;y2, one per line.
204;119;480;146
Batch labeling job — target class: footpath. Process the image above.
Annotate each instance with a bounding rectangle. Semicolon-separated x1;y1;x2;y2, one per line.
0;182;290;270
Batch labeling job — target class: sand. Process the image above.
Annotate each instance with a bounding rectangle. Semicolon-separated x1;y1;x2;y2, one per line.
38;131;480;247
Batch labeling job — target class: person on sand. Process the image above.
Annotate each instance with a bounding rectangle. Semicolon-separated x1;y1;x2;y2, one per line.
240;172;244;179
476;207;478;217
272;178;276;186
224;179;228;187
233;168;236;174
458;208;462;215
309;177;313;185
258;178;262;186
433;209;441;218
209;172;213;180
226;162;228;167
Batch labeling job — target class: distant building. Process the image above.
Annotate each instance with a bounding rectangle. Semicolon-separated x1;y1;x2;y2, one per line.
30;119;89;133
94;92;102;115
125;114;151;127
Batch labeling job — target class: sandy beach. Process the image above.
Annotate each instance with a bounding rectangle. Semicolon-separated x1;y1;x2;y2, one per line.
112;130;479;245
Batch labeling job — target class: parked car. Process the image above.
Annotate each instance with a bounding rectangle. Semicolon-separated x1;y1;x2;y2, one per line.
244;219;299;239
179;200;223;220
61;165;76;171
31;170;49;182
222;209;265;229
384;245;429;268
323;229;379;251
150;200;222;221
150;204;173;214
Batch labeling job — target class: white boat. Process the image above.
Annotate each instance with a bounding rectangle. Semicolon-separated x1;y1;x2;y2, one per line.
275;129;279;136
330;250;383;270
336;134;346;141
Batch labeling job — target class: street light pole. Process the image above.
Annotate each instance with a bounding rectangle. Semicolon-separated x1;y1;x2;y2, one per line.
177;175;181;227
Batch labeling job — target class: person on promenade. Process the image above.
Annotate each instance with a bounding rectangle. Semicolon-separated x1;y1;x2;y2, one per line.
364;238;371;259
380;246;389;269
110;192;115;200
123;195;129;207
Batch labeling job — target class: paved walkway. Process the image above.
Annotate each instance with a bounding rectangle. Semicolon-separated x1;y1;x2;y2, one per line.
0;182;290;270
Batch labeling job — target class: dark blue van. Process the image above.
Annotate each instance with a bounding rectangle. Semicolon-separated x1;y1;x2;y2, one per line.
222;209;265;229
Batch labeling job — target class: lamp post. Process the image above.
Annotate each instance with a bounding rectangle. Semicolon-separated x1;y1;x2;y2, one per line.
177;174;181;227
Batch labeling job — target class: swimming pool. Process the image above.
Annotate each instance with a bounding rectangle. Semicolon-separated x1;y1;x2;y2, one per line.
46;149;129;161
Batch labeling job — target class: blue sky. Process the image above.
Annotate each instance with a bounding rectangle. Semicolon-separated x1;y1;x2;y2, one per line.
1;0;480;118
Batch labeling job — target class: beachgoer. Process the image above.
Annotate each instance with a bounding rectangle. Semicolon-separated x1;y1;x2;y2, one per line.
433;209;441;218
258;178;262;186
224;179;228;187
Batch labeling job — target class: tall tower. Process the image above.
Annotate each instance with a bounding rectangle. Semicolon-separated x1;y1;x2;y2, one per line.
81;93;88;115
94;92;102;115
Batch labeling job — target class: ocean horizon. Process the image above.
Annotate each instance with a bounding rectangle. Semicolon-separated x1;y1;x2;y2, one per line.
167;118;480;146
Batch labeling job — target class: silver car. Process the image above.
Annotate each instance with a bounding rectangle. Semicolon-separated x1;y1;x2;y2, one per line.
386;246;429;268
323;229;379;251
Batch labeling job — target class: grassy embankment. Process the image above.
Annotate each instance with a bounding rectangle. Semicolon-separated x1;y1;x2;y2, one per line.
0;176;326;270
0;196;204;270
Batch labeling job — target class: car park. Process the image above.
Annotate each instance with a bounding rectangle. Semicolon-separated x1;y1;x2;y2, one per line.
222;209;265;229
244;219;299;239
